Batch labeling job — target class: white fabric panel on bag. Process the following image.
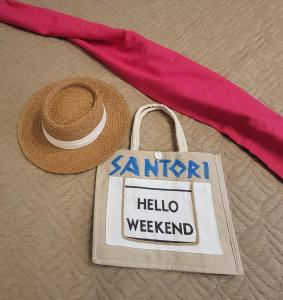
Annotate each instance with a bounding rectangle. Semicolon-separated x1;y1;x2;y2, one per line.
106;176;222;255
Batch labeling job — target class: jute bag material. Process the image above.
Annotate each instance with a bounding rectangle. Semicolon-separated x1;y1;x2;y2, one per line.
93;104;244;275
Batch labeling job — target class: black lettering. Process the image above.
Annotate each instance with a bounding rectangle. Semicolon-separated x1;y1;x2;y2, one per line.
154;199;161;211
137;198;146;210
162;200;169;212
165;222;172;234
169;201;178;212
172;222;183;234
127;218;139;231
183;223;193;235
140;219;147;232
147;199;153;210
147;220;154;233
155;221;164;233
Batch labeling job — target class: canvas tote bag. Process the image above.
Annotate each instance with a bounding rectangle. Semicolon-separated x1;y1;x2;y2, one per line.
93;104;243;275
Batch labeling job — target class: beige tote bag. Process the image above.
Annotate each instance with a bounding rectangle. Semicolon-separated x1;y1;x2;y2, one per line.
93;104;243;275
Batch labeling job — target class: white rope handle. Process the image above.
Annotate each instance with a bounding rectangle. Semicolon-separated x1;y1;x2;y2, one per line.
131;104;188;152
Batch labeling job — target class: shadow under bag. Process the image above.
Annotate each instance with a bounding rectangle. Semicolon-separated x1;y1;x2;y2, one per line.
93;104;243;275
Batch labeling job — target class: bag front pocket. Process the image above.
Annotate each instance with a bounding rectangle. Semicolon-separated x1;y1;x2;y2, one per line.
122;178;199;245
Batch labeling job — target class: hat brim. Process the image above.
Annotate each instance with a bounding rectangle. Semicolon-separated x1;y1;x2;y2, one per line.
18;78;129;174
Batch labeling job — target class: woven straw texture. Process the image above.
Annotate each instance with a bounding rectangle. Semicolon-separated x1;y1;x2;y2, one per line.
18;77;129;174
0;0;283;299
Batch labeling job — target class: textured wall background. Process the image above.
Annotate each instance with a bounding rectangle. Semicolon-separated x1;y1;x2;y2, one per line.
0;1;282;299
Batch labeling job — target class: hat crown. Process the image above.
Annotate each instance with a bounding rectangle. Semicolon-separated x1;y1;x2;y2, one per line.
41;80;104;141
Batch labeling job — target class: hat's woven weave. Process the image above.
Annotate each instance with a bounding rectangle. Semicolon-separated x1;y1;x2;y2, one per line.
18;77;129;174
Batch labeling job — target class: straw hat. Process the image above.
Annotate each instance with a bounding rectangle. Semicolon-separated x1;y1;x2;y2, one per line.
18;77;129;174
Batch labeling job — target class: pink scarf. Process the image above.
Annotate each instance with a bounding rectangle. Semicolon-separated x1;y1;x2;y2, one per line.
1;0;282;179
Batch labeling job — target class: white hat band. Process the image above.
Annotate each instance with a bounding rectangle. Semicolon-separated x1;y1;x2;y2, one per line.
42;106;107;149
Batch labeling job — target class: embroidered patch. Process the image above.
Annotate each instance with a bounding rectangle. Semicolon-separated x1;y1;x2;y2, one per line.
122;178;198;244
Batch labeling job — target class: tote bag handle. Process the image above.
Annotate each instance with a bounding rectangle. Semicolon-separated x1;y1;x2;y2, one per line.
131;104;188;152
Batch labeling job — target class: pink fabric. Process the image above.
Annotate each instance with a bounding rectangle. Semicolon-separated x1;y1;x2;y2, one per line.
0;0;282;179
